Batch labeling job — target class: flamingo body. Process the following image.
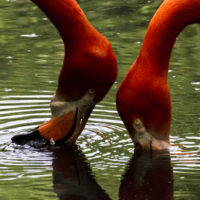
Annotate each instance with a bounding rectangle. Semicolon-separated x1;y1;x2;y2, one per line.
12;0;117;145
117;0;200;150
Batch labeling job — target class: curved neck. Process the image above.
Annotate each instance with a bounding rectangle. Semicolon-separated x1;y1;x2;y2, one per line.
31;0;99;48
137;0;200;76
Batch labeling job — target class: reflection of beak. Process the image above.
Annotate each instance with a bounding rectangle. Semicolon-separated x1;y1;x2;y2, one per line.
38;106;93;144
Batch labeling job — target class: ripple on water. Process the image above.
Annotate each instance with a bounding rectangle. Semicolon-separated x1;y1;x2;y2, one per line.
0;95;51;131
0;94;53;186
1;94;200;200
0;142;53;181
168;134;200;200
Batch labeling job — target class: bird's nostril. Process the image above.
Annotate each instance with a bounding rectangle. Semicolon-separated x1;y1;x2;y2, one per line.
80;114;85;125
50;138;56;145
150;140;152;153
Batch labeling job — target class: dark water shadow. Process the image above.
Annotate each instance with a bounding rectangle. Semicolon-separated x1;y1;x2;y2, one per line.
50;145;111;200
119;150;174;200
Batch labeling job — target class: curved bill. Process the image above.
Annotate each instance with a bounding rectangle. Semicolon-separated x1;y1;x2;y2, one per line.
11;106;93;146
39;108;78;144
38;107;91;145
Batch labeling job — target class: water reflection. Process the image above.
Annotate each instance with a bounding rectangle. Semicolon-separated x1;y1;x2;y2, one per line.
119;150;173;200
51;145;111;200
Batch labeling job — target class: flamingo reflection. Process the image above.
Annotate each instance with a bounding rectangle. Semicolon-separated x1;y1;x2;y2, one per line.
51;145;111;200
119;150;173;200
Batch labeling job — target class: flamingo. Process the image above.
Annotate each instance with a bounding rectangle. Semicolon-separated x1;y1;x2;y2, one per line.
12;0;117;145
116;0;200;151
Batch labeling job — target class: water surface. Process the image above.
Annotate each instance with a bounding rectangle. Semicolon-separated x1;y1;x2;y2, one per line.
0;0;200;199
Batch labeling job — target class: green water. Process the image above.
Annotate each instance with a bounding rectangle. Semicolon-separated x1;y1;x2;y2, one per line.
0;0;200;199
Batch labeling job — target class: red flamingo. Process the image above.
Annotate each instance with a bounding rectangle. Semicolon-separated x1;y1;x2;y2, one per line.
116;0;200;151
12;0;117;145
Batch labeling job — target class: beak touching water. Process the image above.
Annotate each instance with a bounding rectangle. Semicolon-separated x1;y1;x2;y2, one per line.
11;0;118;146
132;119;170;151
38;107;92;145
12;89;95;146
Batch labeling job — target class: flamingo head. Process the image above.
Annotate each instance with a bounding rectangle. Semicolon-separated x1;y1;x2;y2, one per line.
38;41;118;144
116;63;171;151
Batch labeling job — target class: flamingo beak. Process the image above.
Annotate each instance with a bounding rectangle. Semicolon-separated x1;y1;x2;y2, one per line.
11;106;93;146
38;106;93;145
11;89;96;146
132;119;170;151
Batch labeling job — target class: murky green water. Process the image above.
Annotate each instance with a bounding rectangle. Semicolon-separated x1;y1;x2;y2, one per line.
0;0;200;199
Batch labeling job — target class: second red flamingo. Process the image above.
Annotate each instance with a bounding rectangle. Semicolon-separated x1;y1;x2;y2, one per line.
116;0;200;150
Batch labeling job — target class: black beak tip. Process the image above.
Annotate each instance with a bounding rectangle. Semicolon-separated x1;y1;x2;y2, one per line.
11;128;47;148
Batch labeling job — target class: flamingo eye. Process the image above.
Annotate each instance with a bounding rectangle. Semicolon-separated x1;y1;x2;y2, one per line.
133;118;146;133
134;118;141;126
88;88;95;95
